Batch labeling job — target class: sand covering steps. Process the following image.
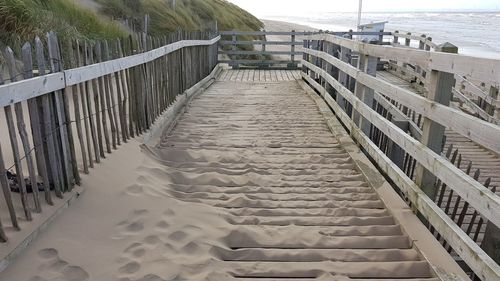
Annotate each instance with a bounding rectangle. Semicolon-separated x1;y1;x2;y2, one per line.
147;74;440;280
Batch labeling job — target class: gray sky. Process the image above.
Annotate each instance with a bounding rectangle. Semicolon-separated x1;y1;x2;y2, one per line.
228;0;500;16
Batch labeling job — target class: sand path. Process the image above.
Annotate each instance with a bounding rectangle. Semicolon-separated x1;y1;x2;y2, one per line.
1;70;451;280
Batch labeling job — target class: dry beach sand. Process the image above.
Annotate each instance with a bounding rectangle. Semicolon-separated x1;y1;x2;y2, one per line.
0;67;467;280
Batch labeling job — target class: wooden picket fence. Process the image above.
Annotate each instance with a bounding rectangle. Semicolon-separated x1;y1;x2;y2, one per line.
0;30;219;242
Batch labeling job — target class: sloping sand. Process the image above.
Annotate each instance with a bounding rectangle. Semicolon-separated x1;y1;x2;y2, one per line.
0;70;462;281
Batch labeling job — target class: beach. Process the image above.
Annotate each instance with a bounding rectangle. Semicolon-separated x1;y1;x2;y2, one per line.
263;12;500;59
0;18;473;281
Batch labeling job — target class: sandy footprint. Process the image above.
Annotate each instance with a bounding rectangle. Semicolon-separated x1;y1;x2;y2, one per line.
168;231;187;242
118;261;141;274
126;184;144;194
135;274;167;281
155;220;170;231
27;248;90;281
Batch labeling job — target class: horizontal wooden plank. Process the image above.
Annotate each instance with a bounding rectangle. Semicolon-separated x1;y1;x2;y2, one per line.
0;73;65;107
218;60;300;64
392;31;427;42
220;31;392;36
303;47;500;154
308;33;429;67
308;33;500;85
302;59;500;230
218;50;301;56
299;75;500;281
221;31;314;36
455;75;499;106
220;41;301;46
453;88;499;125
0;36;220;106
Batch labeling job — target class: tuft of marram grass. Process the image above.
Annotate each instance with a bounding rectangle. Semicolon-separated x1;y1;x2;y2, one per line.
0;0;126;48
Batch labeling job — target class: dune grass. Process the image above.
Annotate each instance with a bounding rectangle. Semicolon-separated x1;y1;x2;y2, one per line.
97;0;263;35
0;0;125;48
0;0;263;59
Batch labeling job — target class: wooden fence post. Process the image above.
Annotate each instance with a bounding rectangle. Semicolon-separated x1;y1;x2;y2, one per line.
68;40;89;175
290;30;296;68
387;119;408;169
5;47;42;212
83;42;101;164
425;37;432;51
47;32;78;190
231;32;237;69
0;74;19;230
262;30;266;53
95;42;112;154
337;34;352;113
353;39;378;135
393;30;399;44
3;48;32;219
485;86;498;116
414;42;458;200
302;38;309;75
482;221;500;266
405;32;411;47
35;37;64;198
21;43;53;204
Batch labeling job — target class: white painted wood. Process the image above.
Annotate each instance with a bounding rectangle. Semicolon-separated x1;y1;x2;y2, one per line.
303;48;500;154
300;74;500;281
302;59;500;229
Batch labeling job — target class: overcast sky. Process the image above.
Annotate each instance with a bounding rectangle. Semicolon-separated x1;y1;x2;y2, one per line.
228;0;500;16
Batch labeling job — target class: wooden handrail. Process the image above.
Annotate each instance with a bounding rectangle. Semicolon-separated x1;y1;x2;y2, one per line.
392;30;438;50
303;48;500;154
220;31;392;36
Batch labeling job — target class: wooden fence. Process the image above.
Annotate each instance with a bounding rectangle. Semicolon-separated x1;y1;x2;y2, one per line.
301;32;500;281
218;30;392;69
389;30;499;124
0;30;219;243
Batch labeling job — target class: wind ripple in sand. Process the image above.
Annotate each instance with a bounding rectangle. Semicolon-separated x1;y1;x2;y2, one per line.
101;77;439;280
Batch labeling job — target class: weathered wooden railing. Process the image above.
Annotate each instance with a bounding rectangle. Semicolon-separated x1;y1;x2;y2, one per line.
0;31;219;244
301;32;500;281
218;30;391;69
390;30;500;125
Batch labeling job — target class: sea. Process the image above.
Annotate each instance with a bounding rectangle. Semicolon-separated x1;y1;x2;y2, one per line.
263;12;500;59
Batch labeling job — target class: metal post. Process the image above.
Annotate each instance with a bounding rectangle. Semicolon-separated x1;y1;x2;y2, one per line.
290;30;296;69
357;0;363;30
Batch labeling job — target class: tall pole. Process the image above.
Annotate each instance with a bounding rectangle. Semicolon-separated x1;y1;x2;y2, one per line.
357;0;363;30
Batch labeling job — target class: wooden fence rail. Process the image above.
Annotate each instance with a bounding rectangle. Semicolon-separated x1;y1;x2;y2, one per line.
218;30;392;69
386;31;500;124
0;30;219;243
302;32;500;281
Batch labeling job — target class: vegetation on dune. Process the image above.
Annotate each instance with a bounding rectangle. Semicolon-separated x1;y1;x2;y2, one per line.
0;0;125;47
0;0;263;48
97;0;263;35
